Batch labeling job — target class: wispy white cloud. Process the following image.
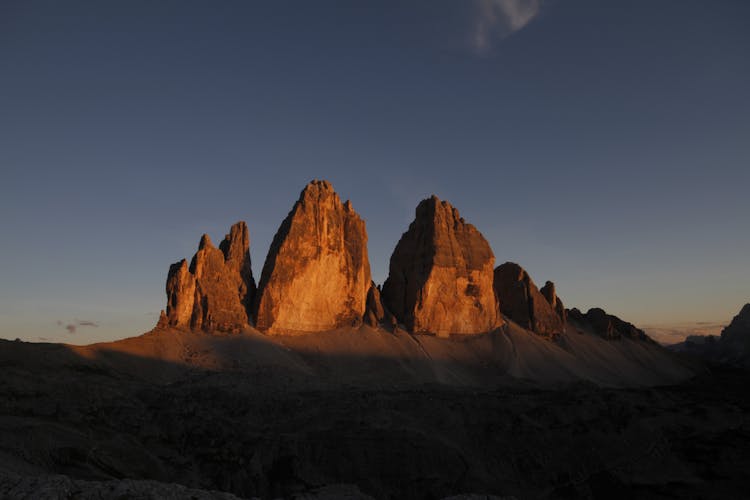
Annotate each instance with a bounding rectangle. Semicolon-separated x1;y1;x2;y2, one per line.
471;0;542;54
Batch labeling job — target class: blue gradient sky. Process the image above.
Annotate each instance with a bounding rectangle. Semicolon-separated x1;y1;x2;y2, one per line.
1;0;748;344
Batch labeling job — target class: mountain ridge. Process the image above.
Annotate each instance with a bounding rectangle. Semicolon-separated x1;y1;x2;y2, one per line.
159;180;659;347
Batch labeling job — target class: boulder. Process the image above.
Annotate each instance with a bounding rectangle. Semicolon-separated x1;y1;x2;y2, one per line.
493;263;564;338
381;196;500;336
164;222;255;333
254;180;371;334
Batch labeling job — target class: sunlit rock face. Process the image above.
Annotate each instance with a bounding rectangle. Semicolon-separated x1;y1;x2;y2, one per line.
382;196;501;336
165;260;196;327
253;180;372;334
220;221;255;315
165;222;255;333
493;262;564;338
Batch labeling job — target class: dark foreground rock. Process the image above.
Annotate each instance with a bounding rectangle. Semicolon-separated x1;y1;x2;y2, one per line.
0;336;746;500
0;472;246;500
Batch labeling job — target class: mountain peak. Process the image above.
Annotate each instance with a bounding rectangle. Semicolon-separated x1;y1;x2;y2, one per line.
254;180;371;334
382;197;500;336
165;223;254;333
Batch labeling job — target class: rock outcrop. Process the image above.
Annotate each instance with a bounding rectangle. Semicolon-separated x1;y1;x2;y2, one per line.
253;180;371;334
165;222;255;332
720;303;750;345
716;303;750;364
381;196;500;336
364;282;385;327
540;280;567;324
0;472;245;500
567;307;649;341
363;282;397;330
668;304;750;367
493;263;565;338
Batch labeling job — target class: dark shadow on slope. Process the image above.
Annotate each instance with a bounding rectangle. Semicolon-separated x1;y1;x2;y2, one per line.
1;335;747;499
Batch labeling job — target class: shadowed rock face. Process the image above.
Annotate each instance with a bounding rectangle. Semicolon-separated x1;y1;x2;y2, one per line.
381;196;500;336
254;180;372;334
567;307;649;341
363;282;397;330
364;282;385;327
720;304;750;345
649;304;750;367
165;222;255;333
540;280;567;324
493;262;564;338
219;221;255;314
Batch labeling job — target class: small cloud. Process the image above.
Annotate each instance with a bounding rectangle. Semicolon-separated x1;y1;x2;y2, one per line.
471;0;541;54
56;318;99;334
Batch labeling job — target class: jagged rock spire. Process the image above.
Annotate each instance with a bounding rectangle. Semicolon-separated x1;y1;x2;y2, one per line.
253;180;372;334
165;221;255;333
493;262;565;338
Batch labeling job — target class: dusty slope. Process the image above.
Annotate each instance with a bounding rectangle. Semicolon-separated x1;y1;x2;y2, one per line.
0;334;745;499
2;333;748;499
60;322;695;388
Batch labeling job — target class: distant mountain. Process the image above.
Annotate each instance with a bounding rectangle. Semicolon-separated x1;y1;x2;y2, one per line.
382;195;500;336
145;179;695;386
667;304;750;368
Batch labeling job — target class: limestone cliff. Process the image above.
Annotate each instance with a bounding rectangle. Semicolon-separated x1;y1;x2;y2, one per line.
493;262;565;338
381;196;500;336
253;180;372;334
165;222;255;333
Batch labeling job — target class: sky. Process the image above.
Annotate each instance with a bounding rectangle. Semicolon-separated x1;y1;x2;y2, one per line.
1;0;748;345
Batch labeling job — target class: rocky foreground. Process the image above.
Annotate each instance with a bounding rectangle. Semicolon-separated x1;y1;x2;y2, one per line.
0;329;747;499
